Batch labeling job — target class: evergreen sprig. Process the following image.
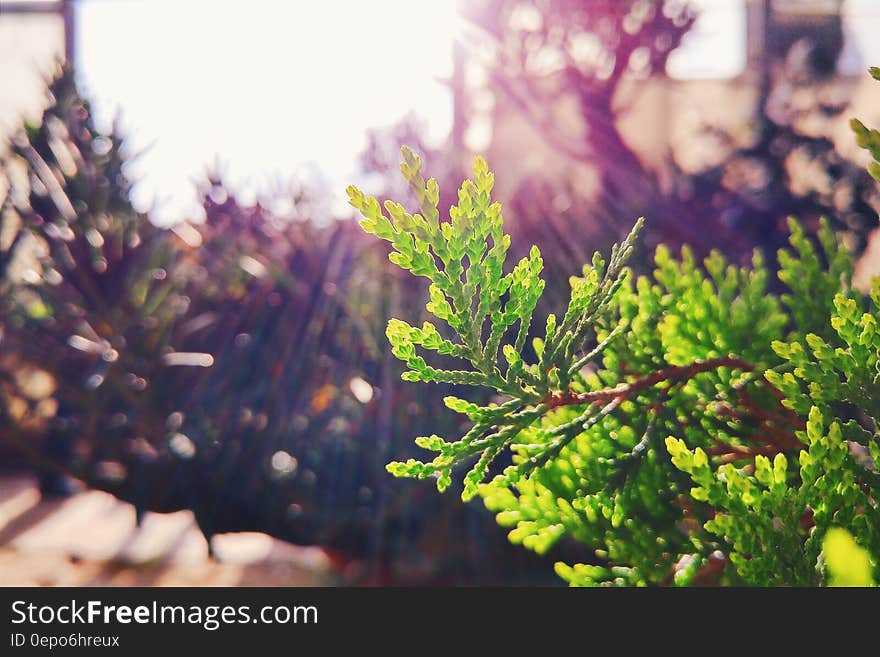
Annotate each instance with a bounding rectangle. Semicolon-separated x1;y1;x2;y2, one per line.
348;147;643;499
353;145;879;586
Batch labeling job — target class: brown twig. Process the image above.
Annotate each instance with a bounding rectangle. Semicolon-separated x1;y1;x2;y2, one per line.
544;356;754;409
545;355;808;465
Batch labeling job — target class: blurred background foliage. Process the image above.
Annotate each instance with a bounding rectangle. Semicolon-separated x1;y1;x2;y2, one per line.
1;0;879;584
0;68;562;583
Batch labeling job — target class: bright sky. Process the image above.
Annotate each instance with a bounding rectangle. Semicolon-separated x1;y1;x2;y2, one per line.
667;0;747;79
75;0;461;224
76;0;748;224
69;0;880;225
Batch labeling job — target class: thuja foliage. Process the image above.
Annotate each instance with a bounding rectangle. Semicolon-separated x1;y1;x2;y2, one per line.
823;528;874;587
851;66;880;183
351;146;879;586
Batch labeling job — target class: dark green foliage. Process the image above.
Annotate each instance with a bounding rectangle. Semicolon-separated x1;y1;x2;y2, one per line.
355;146;879;586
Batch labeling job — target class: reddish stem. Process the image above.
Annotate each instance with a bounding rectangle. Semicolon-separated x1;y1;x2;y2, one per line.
544;355;805;461
544;356;754;409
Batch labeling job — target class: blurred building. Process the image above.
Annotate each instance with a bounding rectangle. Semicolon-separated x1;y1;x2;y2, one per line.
480;0;880;203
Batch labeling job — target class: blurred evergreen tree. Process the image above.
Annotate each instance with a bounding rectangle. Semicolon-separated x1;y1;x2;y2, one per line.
0;66;564;584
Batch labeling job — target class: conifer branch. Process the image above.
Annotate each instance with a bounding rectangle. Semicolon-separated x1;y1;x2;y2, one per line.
545;355;754;409
351;137;880;586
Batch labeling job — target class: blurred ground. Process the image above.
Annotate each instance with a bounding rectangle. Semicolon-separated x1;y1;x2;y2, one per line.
0;475;335;586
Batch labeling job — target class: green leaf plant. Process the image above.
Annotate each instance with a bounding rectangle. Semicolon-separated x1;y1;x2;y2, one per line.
349;145;879;586
850;66;880;183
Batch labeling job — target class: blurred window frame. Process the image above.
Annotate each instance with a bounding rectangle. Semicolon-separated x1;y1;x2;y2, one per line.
0;0;73;61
